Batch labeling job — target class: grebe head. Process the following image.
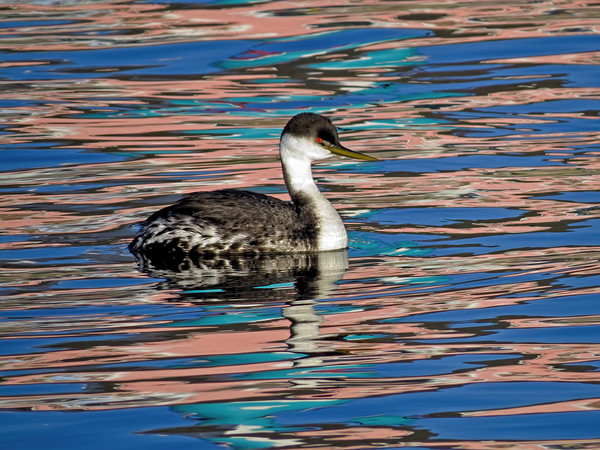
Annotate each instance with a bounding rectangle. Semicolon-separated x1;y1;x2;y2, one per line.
280;112;378;162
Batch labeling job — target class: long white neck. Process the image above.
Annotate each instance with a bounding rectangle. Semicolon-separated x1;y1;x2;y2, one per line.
280;136;348;251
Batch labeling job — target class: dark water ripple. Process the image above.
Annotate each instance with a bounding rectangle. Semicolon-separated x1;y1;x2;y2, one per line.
1;0;599;449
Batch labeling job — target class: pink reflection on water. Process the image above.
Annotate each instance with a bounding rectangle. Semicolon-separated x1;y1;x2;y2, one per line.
4;0;597;51
2;245;599;411
1;0;599;448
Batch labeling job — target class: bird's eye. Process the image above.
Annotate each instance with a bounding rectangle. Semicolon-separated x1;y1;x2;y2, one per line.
316;137;324;144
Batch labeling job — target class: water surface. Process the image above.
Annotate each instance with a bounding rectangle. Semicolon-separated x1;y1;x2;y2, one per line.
1;0;599;448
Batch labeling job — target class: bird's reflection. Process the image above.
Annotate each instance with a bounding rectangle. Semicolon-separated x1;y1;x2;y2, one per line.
132;249;349;356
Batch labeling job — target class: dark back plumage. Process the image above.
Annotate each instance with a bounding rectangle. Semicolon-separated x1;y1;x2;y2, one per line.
129;189;319;266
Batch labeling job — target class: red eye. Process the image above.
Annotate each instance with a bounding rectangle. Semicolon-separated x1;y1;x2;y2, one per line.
316;137;323;143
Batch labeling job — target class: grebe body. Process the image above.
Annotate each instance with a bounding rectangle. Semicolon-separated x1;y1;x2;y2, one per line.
129;113;376;261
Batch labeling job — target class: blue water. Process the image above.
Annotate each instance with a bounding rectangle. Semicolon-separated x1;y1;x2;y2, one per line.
1;1;599;449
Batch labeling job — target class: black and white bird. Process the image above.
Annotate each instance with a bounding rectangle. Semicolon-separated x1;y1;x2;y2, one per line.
129;112;377;263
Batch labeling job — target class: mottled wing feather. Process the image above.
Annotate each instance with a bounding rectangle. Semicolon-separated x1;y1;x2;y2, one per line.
130;189;315;264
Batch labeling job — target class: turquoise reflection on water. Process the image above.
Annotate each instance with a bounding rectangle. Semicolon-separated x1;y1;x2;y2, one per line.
1;1;600;449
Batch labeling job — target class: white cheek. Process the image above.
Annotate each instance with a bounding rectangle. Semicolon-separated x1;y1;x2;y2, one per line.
280;134;332;161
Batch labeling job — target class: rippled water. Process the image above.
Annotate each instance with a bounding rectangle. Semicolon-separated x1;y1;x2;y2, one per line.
2;0;600;448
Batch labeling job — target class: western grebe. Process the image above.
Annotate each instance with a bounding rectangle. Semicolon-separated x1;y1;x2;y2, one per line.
129;112;377;262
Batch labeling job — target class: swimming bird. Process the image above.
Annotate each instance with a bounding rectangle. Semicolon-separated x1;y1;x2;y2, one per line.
129;112;377;263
